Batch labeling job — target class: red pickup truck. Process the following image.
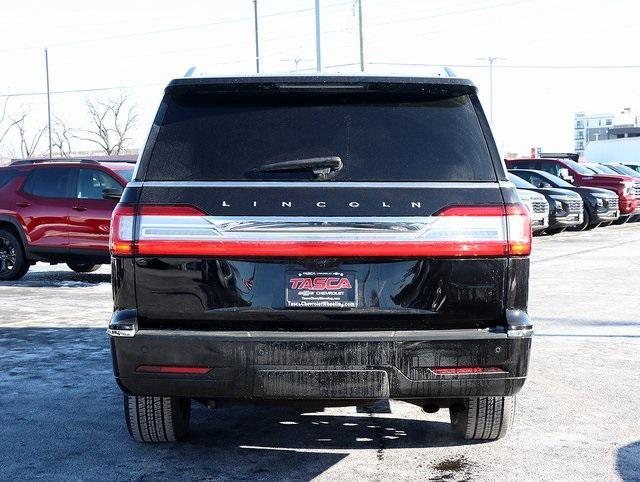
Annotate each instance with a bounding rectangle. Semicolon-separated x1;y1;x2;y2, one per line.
506;157;639;221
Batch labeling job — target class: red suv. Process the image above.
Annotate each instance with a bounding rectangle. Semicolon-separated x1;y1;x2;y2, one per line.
0;158;134;280
505;157;639;220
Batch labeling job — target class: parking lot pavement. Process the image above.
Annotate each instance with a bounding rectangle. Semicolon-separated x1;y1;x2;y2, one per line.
1;225;640;481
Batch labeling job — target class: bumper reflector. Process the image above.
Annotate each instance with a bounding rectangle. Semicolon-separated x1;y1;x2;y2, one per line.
136;365;211;374
429;366;507;376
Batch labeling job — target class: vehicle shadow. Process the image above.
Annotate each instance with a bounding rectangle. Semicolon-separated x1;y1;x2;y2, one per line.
617;441;640;481
0;270;110;287
0;328;473;481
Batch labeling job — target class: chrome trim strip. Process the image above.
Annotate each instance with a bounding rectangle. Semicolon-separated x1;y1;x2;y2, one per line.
128;181;503;189
137;329;509;341
507;327;534;338
106;328;137;337
136;215;507;242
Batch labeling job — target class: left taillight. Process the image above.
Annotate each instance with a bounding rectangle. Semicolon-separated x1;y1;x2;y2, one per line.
110;205;135;255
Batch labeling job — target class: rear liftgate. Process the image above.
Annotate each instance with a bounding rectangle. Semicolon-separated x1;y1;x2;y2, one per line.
111;199;531;399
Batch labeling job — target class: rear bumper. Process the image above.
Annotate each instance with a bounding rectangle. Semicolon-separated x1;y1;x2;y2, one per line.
110;327;532;401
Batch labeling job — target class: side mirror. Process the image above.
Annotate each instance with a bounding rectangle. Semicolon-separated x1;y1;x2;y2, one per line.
102;188;122;201
558;168;574;183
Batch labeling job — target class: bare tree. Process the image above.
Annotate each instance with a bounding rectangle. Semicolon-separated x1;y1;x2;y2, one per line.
52;117;73;157
74;92;138;155
0;99;23;152
13;112;47;159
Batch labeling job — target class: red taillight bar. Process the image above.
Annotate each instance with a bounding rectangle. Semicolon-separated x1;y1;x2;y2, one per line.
110;203;532;257
436;205;505;216
138;205;206;216
134;240;508;257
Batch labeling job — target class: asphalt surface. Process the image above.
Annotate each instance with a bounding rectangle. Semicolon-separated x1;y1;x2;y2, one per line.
1;224;640;481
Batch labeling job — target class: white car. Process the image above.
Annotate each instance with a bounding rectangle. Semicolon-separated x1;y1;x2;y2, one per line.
518;189;549;233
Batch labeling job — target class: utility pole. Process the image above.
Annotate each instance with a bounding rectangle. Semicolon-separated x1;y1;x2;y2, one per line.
357;0;364;71
476;56;505;126
44;48;52;158
315;0;321;71
253;0;260;73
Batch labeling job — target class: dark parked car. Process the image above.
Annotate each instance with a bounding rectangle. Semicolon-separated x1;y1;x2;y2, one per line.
0;158;134;281
602;163;640;179
615;161;640;175
109;75;533;443
509;169;619;230
508;173;582;233
506;157;638;223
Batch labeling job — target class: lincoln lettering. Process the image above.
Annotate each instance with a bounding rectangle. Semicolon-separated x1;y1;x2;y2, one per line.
220;201;423;208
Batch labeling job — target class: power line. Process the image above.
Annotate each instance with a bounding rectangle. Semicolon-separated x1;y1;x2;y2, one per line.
369;62;640;70
5;60;640;98
0;1;353;54
368;0;534;28
0;83;165;99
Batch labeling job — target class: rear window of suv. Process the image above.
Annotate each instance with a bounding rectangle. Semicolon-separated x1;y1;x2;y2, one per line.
142;91;496;182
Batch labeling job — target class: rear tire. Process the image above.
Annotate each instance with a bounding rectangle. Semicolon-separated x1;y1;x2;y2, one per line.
584;222;600;230
123;395;191;442
0;229;29;281
67;263;101;273
449;396;516;441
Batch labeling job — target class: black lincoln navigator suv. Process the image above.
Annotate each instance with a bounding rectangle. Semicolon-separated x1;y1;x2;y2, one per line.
108;75;533;443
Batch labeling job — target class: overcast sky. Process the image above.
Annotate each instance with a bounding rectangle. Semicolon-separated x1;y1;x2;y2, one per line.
2;0;640;157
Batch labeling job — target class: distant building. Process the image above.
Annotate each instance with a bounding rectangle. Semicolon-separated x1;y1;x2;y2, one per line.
584;137;640;163
574;108;640;155
574;112;615;155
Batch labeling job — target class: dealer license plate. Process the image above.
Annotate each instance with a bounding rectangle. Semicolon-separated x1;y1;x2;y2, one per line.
285;271;357;308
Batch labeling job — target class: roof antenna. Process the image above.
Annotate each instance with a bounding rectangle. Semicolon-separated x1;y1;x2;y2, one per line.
183;66;196;78
443;66;457;78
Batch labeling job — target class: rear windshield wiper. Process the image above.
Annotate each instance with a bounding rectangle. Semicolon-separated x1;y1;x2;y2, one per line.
256;156;343;180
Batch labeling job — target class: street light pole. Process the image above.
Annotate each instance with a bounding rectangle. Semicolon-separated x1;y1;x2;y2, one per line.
44;48;52;158
476;56;505;126
315;0;321;71
253;0;260;73
357;0;364;72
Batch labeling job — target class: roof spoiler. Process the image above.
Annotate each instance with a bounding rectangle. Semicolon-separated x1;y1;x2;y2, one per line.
166;76;477;97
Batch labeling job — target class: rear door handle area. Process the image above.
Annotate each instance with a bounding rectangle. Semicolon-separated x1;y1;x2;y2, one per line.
16;202;31;208
72;206;88;212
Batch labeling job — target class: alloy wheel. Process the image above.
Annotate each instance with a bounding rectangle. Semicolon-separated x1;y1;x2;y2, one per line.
0;235;17;275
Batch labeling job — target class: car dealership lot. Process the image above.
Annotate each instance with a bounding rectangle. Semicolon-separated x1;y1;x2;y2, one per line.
1;226;639;481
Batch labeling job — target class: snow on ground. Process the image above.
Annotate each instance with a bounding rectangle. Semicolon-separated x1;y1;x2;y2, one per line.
1;225;639;480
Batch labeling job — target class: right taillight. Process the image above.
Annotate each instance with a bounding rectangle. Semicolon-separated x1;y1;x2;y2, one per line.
437;204;531;256
505;204;532;256
110;204;135;255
